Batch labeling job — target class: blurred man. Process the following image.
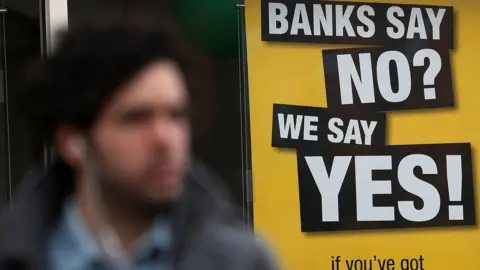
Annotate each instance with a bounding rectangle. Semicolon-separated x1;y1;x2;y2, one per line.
0;16;278;270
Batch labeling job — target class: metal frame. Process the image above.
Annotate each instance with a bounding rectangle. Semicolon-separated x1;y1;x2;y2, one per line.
0;4;10;205
43;0;68;168
44;0;68;55
236;0;254;229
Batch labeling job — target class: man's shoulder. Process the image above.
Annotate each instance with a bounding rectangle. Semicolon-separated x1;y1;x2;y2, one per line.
200;222;280;269
186;160;281;269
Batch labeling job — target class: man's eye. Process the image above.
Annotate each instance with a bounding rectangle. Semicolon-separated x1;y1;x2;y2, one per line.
172;107;190;120
121;109;150;123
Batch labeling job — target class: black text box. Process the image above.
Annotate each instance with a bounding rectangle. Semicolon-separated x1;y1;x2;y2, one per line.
262;0;454;49
297;143;475;232
272;103;387;151
323;46;454;111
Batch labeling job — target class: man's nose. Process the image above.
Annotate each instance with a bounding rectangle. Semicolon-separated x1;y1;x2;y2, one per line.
151;118;175;146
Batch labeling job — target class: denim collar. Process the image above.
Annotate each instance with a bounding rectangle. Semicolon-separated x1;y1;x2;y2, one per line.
48;196;172;269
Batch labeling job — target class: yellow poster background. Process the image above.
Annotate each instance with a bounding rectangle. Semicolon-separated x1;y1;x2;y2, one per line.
244;0;480;269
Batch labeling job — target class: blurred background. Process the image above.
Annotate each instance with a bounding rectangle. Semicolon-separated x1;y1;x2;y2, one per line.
0;0;252;223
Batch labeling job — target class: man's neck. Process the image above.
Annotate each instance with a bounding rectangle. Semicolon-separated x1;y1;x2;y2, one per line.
76;182;158;255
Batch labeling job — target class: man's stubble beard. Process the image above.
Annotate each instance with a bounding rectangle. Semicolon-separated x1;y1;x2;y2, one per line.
83;144;176;219
96;168;178;216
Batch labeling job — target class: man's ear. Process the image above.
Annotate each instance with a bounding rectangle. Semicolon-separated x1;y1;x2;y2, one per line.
54;126;86;167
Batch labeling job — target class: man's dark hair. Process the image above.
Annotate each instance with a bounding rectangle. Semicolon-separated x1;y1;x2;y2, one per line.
18;13;194;146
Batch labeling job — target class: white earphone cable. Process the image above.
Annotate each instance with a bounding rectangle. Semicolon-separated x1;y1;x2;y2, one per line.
81;137;130;262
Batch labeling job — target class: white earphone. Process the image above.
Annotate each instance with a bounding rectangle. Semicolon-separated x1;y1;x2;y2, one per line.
68;134;86;162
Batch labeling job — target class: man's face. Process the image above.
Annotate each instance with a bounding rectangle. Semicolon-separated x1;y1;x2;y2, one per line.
89;60;190;204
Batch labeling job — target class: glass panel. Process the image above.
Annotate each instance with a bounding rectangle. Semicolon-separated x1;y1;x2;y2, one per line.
67;0;247;216
4;0;44;202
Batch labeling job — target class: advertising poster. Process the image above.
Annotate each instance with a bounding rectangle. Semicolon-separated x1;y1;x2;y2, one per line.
244;0;480;269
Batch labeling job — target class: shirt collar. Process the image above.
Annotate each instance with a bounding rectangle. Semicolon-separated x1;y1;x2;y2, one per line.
55;196;172;269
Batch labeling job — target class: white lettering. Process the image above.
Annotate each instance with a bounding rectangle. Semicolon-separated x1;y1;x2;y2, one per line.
376;51;412;103
337;53;375;105
357;5;375;38
269;3;289;35
355;156;395;221
386;6;405;39
303;116;318;141
398;154;440;222
291;4;312;35
306;156;352;222
313;4;333;36
335;5;355;37
278;114;303;139
406;8;427;39
426;8;446;40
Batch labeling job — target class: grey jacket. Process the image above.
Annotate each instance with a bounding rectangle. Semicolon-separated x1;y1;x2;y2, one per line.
0;159;279;270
